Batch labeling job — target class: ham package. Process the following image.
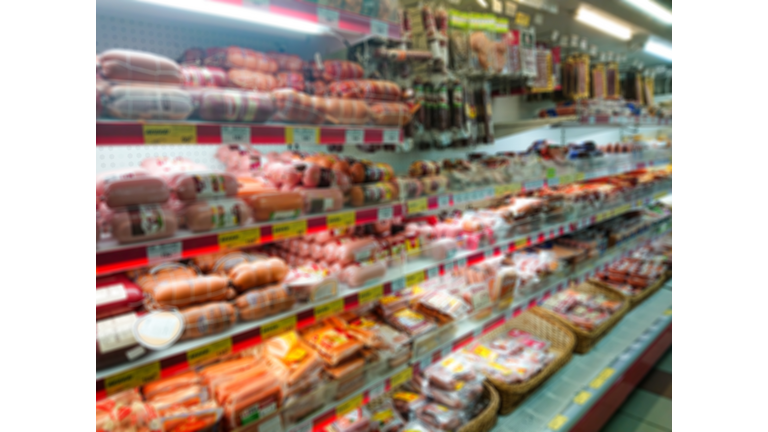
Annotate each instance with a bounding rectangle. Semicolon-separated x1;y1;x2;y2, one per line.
99;49;183;84
96;275;144;320
183;198;252;232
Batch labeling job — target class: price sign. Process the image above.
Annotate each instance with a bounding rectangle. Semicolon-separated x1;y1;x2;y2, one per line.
272;220;307;241
575;172;586;182
514;11;530;27
427;267;439;279
143;124;196;144
406;271;425;287
315;299;344;320
371;20;389;38
455;257;467;270
573;391;591;405
407;198;428;214
261;315;297;339
390;278;406;291
382;129;400;143
369;382;386;401
359;285;384;304
546;168;557;179
390;367;413;388
327;212;355;230
317;7;340;27
336;394;363;416
515;238;528;249
589;368;615;389
438;195;451;208
378;206;393;221
344;129;364;144
559;174;574;185
218;228;261;250
147;242;182;263
104;362;160;396
187;338;232;367
548;414;568;431
286;127;318;144
221;126;250;143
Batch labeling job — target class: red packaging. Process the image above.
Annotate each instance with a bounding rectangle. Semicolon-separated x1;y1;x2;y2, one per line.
96;275;144;320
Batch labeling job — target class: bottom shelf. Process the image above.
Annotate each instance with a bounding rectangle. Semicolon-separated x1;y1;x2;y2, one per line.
493;281;673;432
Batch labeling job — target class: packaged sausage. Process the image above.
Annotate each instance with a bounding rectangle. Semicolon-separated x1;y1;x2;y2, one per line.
418;291;470;321
134;263;199;295
420;175;448;195
328;407;371;432
300;187;344;214
349;182;399;207
222;370;283;429
341;262;388;288
170;172;238;202
302;320;364;366
319;97;373;125
228;258;289;291
396;177;424;199
151;275;230;308
110;205;178;244
328;80;402;102
392;391;427;418
197;88;276;122
143;371;201;401
181;65;227;87
349;161;394;184
315;60;365;82
205;47;279;73
415;403;463;431
235;284;295;321
155;400;223;431
369;400;406;432
181;302;237;340
99;49;183;84
104;85;194;120
272;89;326;124
227;68;278;91
408;161;441;178
264;331;324;387
285;266;338;302
243;191;303;221
182;198;252;232
276;71;306;91
369;102;413;126
102;175;170;208
387;308;436;337
96;275;145;320
268;52;304;71
96;312;147;370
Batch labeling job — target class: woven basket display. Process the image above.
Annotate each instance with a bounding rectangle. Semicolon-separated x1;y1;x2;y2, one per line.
366;382;499;432
476;309;576;415
533;281;629;354
590;270;670;309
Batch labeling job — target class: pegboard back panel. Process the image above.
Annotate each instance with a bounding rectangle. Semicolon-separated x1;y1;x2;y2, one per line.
96;145;225;174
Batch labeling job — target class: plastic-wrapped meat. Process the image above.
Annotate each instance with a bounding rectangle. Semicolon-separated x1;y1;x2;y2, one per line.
423;356;478;391
416;403;462;431
328;407;371;432
369;400;406;432
392;391;427;417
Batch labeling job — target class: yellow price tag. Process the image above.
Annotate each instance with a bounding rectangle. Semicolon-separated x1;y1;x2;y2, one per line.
336;393;363;416
187;338;232;367
359;285;383;304
575;172;586;182
143;124;197;144
589;368;615;389
494;185;511;197
218;227;261;250
272;220;307;241
514;11;530;26
573;391;591;405
390;367;413;388
405;271;425;287
559;174;574;185
104;362;160;396
407;198;428;214
285;127;319;144
654;191;667;200
515;238;528;249
664;309;672;315
315;298;344;320
261;315;297;339
327;212;355;230
508;183;522;194
548;414;568;430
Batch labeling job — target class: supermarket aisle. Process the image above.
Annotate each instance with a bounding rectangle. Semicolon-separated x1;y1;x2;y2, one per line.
600;348;672;431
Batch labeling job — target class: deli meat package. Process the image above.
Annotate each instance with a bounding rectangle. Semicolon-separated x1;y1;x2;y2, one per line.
99;49;183;84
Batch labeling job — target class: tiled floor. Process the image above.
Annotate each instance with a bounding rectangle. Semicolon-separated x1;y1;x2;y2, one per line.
600;348;672;432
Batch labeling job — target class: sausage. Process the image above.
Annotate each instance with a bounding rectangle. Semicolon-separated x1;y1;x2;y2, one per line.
396;177;423;199
272;89;325;124
205;47;279;73
420;175;449;195
181;302;237;340
103;176;170;208
110;205;178;244
171;172;239;202
341;262;387;287
423;238;458;261
276;72;305;92
197;88;276;122
317;60;365;82
183;198;252;233
96;312;147;370
299;188;344;214
227;68;278;91
235;284;295;321
369;102;413;126
223;373;282;429
299;162;336;188
152;275;230;308
96;275;144;320
243;191;303;221
104;85;194;121
348;162;394;184
408;161;441;178
434;81;449;132
97;168;150;201
181;65;228;87
228;258;289;291
335;238;378;265
349;182;399;207
450;79;466;131
318;97;372;125
267;52;304;71
328;80;402;101
99;49;182;84
142;371;200;401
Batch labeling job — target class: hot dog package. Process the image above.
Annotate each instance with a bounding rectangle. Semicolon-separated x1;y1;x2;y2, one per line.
104;85;194;120
264;331;324;389
234;284;295;321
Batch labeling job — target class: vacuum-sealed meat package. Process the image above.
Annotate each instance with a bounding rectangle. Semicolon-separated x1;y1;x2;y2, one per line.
100;49;183;84
104;85;194;120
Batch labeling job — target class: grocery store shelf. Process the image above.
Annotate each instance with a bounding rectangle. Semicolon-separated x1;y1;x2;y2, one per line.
556;116;672;128
495;116;578;137
96;121;403;146
492;283;672;432
95;192;670;401
97;157;670;276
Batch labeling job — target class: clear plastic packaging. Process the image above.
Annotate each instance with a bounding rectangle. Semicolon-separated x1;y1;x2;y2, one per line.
392;391;427;418
96;312;147;370
302;320;365;366
196;88;276;122
109;205;178;244
387;308;437;337
96;275;145;320
285;266;338;303
227;257;289;292
370;400;406;432
415;402;464;431
99;49;183;84
264;331;324;388
156;400;224;431
328;407;371;432
182;198;252;233
234;284;295;321
328;80;402;102
417;291;470;323
104;85;194;120
180;302;237;340
102;175;170;208
150;275;229;308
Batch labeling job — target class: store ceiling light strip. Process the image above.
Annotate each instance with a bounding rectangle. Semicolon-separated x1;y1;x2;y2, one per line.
624;0;672;24
575;6;632;41
644;38;672;61
136;0;329;35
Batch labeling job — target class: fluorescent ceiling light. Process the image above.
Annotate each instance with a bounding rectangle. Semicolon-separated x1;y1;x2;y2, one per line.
136;0;329;35
624;0;672;25
644;39;672;61
575;6;632;41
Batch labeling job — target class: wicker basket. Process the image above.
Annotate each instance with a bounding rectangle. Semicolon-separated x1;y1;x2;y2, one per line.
366;382;499;432
533;281;630;354
477;309;576;415
590;270;671;309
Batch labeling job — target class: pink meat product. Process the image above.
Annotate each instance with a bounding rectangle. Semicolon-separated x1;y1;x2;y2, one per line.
416;403;462;431
197;88;276;122
183;198;252;232
96;275;145;321
181;65;228;87
96;168;150;200
335;238;378;265
110;205;178;244
96;312;147;370
170;172;239;202
104;85;194;121
99;49;183;84
299;187;344;214
341;262;387;288
103;176;170;208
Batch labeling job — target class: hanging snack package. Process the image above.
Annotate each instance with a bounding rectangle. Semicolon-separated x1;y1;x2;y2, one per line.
468;13;494;73
491;17;510;75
